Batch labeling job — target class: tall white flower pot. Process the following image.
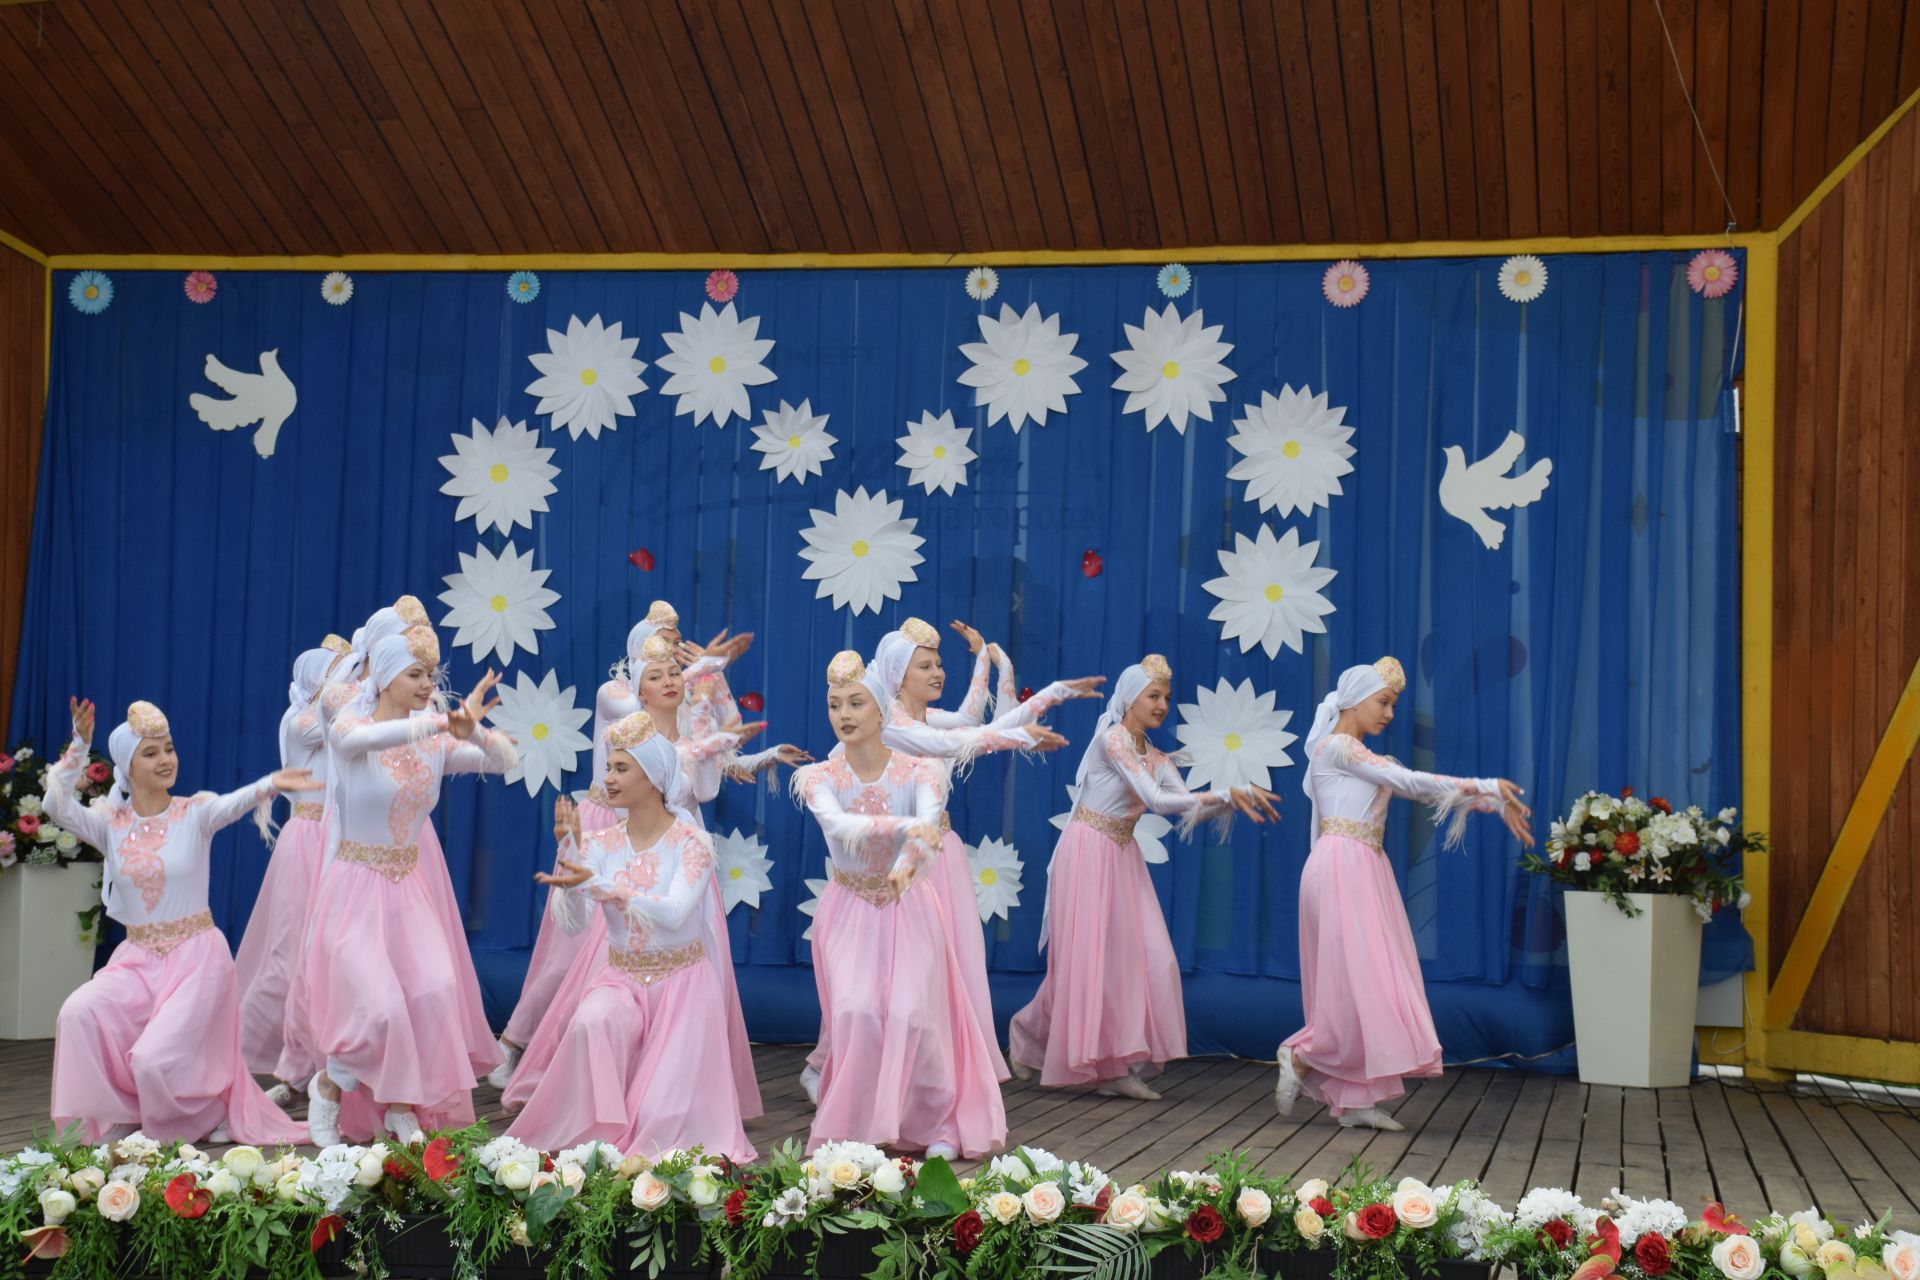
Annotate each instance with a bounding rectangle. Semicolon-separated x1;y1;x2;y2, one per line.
0;863;103;1039
1564;890;1703;1088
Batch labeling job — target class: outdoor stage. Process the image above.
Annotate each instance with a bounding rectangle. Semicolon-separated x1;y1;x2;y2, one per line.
0;1040;1913;1232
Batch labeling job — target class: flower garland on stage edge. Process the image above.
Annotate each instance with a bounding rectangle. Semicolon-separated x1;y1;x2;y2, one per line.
2;1128;1916;1280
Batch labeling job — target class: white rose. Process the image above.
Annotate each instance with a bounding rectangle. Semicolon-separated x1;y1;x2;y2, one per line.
494;1159;534;1192
1718;807;1738;823
68;1167;104;1200
870;1164;906;1197
39;1188;76;1225
1884;1243;1920;1280
1715;1234;1767;1280
630;1172;671;1212
828;1160;862;1191
987;1191;1022;1225
17;794;41;816
1143;1197;1182;1234
989;1155;1032;1184
1780;1244;1820;1277
1296;1178;1329;1204
1024;1182;1065;1224
1105;1191;1150;1231
1393;1186;1439;1229
367;1143;390;1165
688;1174;720;1207
1820;1242;1859;1271
205;1168;241;1198
97;1180;141;1222
1344;1212;1371;1242
274;1169;306;1203
1235;1187;1272;1227
558;1164;585;1193
222;1146;264;1179
1296;1208;1326;1241
354;1154;384;1188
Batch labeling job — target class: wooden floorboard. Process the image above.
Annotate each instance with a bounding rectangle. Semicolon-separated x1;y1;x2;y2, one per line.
1;1039;1914;1228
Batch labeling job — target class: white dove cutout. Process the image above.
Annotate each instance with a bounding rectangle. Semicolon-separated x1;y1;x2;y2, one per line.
189;350;297;458
1438;431;1552;550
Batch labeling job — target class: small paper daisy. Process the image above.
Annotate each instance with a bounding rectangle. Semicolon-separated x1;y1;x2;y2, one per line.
69;271;112;315
1497;255;1547;303
1322;260;1369;308
964;267;999;301
1157;263;1192;298
183;271;217;304
705;269;739;303
1687;249;1738;299
507;270;541;304
320;271;354;305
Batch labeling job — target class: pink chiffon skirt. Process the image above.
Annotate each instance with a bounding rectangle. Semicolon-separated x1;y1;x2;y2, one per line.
1008;820;1186;1086
506;953;755;1162
1281;833;1442;1116
53;928;307;1146
233;810;328;1076
807;875;1005;1157
500;799;621;1046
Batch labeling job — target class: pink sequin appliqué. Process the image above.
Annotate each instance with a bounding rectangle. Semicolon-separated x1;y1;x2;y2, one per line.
378;741;435;846
676;828;713;885
118;799;189;913
850;782;896;866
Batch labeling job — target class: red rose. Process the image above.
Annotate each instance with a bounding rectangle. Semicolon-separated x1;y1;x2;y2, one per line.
953;1210;985;1253
1357;1203;1397;1239
0;753;13;774
1621;786;1635;797
1614;831;1641;857
86;761;111;784
1541;1219;1575;1249
422;1136;460;1181
164;1173;211;1219
383;1158;409;1180
1634;1234;1672;1275
1186;1204;1226;1244
312;1215;346;1253
724;1188;748;1227
16;814;41;837
1310;1196;1335;1217
1649;796;1671;813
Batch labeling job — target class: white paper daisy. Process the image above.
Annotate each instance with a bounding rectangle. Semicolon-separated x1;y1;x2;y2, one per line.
1110;302;1236;435
1224;385;1356;517
437;541;562;666
1175;678;1297;793
1052;784;1172;864
966;836;1024;923
712;827;775;912
486;669;592;797
964;267;999;300
797;486;925;616
438;417;559;535
749;399;836;485
1202;524;1338;658
1497;255;1548;303
895;409;976;496
525;314;649;441
797;877;828;941
956;301;1087;432
654;301;777;428
320;271;353;306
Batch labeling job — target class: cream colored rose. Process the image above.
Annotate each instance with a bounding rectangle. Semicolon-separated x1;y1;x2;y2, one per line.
1714;1234;1767;1280
1296;1178;1330;1203
68;1167;104;1200
618;1155;650;1179
529;1170;558;1195
1392;1186;1439;1229
1344;1212;1370;1242
354;1154;384;1188
870;1164;906;1197
1105;1191;1151;1231
1820;1242;1860;1271
987;1191;1022;1225
495;1159;534;1192
559;1164;586;1193
1781;1244;1820;1278
1238;1188;1273;1227
829;1161;863;1191
688;1174;721;1207
39;1188;76;1226
97;1180;141;1222
1024;1182;1066;1224
1884;1243;1920;1280
205;1168;241;1198
222;1146;265;1179
631;1172;671;1212
1295;1208;1326;1241
274;1170;306;1203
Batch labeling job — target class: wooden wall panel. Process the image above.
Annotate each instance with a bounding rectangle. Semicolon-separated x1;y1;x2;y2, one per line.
0;245;45;736
1770;105;1920;1042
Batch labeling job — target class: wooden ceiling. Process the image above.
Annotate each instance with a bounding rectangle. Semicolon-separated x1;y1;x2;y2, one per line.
1;0;1917;257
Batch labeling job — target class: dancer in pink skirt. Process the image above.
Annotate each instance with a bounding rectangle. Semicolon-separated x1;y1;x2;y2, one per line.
45;697;317;1145
505;711;754;1160
1273;657;1533;1130
798;650;1006;1159
286;625;515;1146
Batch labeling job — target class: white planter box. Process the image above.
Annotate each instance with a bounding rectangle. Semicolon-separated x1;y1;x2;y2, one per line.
1564;889;1703;1088
0;863;104;1039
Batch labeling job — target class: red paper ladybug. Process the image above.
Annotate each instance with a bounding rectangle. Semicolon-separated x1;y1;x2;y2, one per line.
1018;686;1035;703
1081;549;1104;578
737;691;765;713
628;548;655;571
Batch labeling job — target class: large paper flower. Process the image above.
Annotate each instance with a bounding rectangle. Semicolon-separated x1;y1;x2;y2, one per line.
1322;260;1369;308
320;272;354;306
713;827;775;912
1224;385;1356;517
654;302;777;428
1498;255;1548;303
1687;249;1738;298
1053;784;1172;864
895;410;976;496
797;487;925;616
437;542;561;666
525;314;649;440
966;836;1024;922
749;399;836;484
69;271;112;315
797;877;828;941
487;670;592;796
1175;678;1298;793
1202;524;1338;658
957;302;1087;432
1109;303;1236;435
438;416;560;535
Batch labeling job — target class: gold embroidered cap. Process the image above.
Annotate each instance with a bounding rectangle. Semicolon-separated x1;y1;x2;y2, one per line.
638;634;677;668
392;595;429;627
403;625;441;669
645;600;679;627
321;634;352;656
1140;653;1172;683
1373;656;1406;693
900;617;940;649
826;650;867;687
606;710;657;751
125;701;170;738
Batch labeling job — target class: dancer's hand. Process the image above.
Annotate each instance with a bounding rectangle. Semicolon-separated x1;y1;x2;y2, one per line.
1027;726;1069;752
950;620;985;654
552;796;582;847
985;642;1006;666
1228;786;1282;824
269;768;323;795
1059;676;1107;699
728;720;768;747
772;744;812;767
672;640;705;671
534;857;593;888
887;863;918;895
69;697;96;747
703;629;754;662
1496;780;1535;847
449;671;503;740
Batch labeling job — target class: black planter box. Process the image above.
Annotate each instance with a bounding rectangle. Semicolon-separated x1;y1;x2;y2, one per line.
355;1214;711;1279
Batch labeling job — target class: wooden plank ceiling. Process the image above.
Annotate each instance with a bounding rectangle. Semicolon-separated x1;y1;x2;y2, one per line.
1;0;1917;257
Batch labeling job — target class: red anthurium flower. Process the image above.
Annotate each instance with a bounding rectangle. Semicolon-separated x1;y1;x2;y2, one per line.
312;1215;346;1253
1081;549;1104;579
164;1173;211;1219
1702;1203;1749;1235
1586;1215;1622;1265
1570;1255;1622;1280
628;549;655;571
422;1137;460;1182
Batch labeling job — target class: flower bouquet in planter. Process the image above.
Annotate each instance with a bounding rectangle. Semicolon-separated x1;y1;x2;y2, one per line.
1522;787;1762;920
716;1137;943;1280
1293;1168;1511;1280
1;740;116;873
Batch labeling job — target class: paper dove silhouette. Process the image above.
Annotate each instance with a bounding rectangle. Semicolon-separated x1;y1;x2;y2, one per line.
1439;432;1552;550
189;350;297;458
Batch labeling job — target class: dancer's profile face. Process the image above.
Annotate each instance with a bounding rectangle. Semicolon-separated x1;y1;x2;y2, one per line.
1127;681;1172;730
602;750;658;808
900;648;944;704
388;663;436;711
1352;687;1397;735
638;662;684;710
129;736;178;793
827;686;880;742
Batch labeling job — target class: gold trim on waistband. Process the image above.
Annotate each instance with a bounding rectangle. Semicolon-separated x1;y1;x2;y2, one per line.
608;940;705;987
127;909;214;958
1073;805;1141;846
830;864;901;908
1318;816;1385;852
291;802;325;822
939;812;952;834
339;840;420;881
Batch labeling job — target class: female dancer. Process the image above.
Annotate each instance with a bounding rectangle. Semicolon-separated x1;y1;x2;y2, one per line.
45;698;316;1144
1273;657;1532;1130
504;712;754;1160
288;625;515;1146
1009;655;1281;1098
796;651;1005;1158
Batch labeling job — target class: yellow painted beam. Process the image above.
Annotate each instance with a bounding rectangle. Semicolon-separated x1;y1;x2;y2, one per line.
1776;84;1920;241
0;226;46;266
1765;653;1920;1030
1763;1030;1920;1086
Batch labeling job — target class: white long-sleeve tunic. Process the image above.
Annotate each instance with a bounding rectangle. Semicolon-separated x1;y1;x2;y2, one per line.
548;818;714;954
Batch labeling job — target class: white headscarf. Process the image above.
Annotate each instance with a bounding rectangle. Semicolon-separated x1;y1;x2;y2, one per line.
1073;663;1158;790
344;632;434;721
1302;662;1390;840
279;648;338;767
864;630;914;707
344;607;408;685
603;715;698;825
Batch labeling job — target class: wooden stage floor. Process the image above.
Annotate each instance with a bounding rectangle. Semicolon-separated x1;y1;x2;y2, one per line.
3;1039;1916;1231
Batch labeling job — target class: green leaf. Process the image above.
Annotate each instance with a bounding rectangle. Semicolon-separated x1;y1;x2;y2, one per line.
907;1156;971;1219
522;1181;568;1243
1042;1224;1149;1280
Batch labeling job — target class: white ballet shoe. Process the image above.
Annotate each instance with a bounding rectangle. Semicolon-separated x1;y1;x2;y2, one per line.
485;1040;521;1091
384;1108;425;1146
263;1082;295;1107
799;1063;820;1107
1336;1107;1404;1132
306;1073;342;1147
208;1123;230;1146
1095;1072;1161;1101
1008;1057;1036;1083
925;1142;958;1160
1275;1047;1302;1118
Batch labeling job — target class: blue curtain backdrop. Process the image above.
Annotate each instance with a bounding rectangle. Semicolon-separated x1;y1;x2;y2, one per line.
11;255;1749;1067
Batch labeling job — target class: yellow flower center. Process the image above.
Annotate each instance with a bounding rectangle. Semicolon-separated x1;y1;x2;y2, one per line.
1515;270;1531;286
1162;360;1181;379
709;355;727;374
851;540;870;558
579;368;598;386
1012;357;1032;376
490;595;509;612
488;463;510;483
84;286;99;300
1224;733;1243;751
1282;440;1301;459
728;866;742;880
787;435;801;448
979;868;998;886
1264;583;1283;602
933;446;947;459
532;723;549;741
518;281;531;293
1704;265;1720;281
331;281;345;294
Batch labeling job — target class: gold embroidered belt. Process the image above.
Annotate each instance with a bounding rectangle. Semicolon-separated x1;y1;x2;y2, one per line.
609;940;704;987
128;909;214;958
1074;806;1141;846
291;802;325;822
939;812;952;834
830;864;901;908
1319;817;1384;853
339;839;419;881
